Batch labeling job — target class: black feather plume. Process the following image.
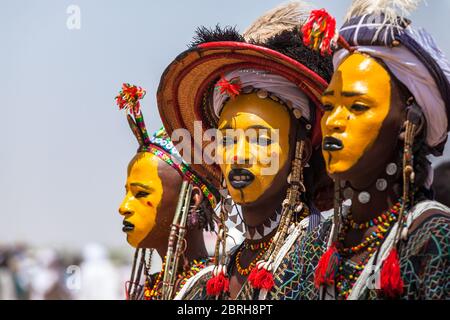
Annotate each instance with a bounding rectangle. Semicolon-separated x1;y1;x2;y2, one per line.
189;25;245;48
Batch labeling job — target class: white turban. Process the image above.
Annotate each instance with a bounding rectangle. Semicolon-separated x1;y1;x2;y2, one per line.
333;26;450;149
213;69;311;121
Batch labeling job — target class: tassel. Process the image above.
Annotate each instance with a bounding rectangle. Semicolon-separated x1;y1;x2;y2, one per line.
248;266;275;291
380;248;404;299
314;244;341;288
206;269;230;297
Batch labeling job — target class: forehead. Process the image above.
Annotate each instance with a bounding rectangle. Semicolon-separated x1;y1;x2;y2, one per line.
219;94;291;129
330;53;391;93
128;153;160;180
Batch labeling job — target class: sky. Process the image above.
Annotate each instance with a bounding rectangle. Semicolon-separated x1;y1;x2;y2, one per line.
1;0;450;251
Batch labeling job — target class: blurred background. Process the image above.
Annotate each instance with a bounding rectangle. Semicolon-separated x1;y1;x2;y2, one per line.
1;0;449;299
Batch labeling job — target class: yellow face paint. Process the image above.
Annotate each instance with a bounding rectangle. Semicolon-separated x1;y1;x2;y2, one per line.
321;53;391;175
217;93;291;204
119;152;164;248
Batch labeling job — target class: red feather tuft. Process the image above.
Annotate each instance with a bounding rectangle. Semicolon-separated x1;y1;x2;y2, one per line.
380;248;404;299
115;83;146;114
248;267;275;291
215;76;242;99
206;272;230;297
314;243;341;288
301;9;337;56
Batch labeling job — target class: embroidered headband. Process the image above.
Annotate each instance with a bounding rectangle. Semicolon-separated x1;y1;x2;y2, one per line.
116;83;217;208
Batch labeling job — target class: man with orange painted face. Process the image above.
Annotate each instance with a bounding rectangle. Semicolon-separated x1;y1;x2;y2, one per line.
296;0;450;300
115;84;219;300
157;3;335;300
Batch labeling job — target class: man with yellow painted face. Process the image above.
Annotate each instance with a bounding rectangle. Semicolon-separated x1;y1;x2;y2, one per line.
297;0;450;300
115;84;219;300
157;3;335;300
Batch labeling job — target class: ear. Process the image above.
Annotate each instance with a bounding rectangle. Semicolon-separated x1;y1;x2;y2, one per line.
190;186;204;210
127;114;145;147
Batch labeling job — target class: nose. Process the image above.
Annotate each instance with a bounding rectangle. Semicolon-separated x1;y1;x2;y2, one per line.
325;105;348;133
234;134;251;165
119;198;133;217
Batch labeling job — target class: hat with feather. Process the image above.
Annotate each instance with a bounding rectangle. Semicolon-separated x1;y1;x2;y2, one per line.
333;0;450;156
156;1;335;189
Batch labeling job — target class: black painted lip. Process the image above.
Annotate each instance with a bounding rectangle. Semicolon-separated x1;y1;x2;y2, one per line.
323;136;344;151
228;168;255;189
122;220;135;232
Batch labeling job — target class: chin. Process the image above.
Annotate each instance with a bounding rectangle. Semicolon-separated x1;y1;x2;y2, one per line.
328;161;357;180
126;235;139;248
229;189;245;204
229;188;259;205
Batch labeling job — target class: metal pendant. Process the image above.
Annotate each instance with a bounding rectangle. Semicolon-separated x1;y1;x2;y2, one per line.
343;187;354;200
376;179;388;191
358;192;371;204
386;163;398;176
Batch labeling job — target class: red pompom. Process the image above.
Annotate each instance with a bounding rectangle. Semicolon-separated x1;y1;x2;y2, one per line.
215;76;242;99
115;83;146;114
380;248;404;299
314;244;341;288
248;267;275;291
206;272;230;297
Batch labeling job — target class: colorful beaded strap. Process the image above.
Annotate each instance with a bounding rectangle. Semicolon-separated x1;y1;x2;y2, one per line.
116;83;217;208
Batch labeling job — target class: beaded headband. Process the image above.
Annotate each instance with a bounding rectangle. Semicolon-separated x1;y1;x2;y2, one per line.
214;76;311;126
116;83;217;208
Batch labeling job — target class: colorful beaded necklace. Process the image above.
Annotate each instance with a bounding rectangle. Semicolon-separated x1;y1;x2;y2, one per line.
335;200;401;299
339;201;401;255
236;238;273;276
144;256;211;300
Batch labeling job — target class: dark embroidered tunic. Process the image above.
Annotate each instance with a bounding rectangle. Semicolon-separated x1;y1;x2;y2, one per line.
181;203;449;300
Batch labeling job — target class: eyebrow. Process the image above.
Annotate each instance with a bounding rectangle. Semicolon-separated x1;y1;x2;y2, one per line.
342;91;365;97
247;125;271;131
219;125;272;132
322;90;365;97
130;183;154;191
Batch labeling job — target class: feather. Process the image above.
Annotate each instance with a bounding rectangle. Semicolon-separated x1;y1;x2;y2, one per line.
243;1;313;43
190;25;244;48
344;0;423;25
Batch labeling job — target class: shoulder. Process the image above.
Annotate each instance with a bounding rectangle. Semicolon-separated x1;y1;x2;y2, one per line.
407;200;450;235
400;200;450;258
174;265;214;300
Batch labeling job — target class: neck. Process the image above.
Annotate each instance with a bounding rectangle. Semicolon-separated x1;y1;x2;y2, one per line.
349;184;400;223
241;188;287;227
241;193;284;243
184;228;209;261
341;157;403;222
155;229;208;264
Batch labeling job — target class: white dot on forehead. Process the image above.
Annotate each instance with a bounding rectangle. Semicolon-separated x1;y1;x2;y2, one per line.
358;58;371;71
353;81;367;93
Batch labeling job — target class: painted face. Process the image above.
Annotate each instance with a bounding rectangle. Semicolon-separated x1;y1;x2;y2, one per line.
321;53;391;175
217;93;291;204
119;152;164;248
